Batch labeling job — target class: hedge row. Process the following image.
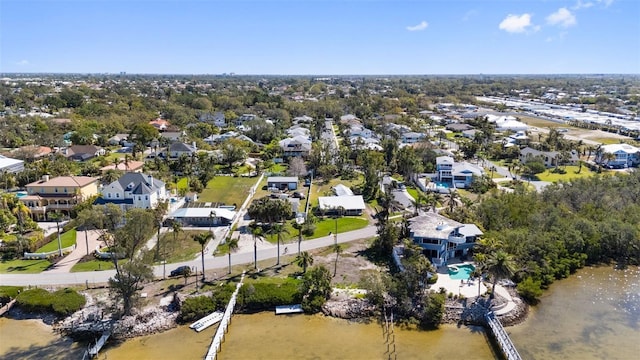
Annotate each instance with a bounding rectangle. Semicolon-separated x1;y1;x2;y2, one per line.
16;288;86;316
236;279;302;311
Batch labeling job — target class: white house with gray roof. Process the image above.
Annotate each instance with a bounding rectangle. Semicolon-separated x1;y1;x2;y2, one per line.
408;212;483;266
98;172;167;210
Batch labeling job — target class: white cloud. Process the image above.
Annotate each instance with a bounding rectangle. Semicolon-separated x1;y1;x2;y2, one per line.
597;0;614;7
572;0;594;10
406;21;428;32
16;60;29;66
498;14;535;33
547;8;577;28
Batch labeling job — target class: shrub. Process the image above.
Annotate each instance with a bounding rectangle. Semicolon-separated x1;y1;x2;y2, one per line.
211;283;236;310
237;279;302;311
180;296;216;323
517;277;543;304
16;288;85;316
427;274;438;285
51;288;86;316
419;293;445;329
0;286;23;303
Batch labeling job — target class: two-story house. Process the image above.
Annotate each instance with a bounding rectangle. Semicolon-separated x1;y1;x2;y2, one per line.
278;135;311;157
199;112;226;127
98;172;167;211
408;212;483;267
401;132;427;144
595;144;640;168
435;156;484;189
20;175;99;219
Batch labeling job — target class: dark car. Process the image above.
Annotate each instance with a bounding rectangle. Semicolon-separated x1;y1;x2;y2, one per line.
292;191;306;199
170;266;191;277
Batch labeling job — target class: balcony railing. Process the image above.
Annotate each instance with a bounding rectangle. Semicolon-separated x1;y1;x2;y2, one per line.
447;234;466;244
47;204;75;210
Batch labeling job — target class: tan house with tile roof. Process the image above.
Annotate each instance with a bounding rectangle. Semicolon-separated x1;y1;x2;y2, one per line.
20;175;99;220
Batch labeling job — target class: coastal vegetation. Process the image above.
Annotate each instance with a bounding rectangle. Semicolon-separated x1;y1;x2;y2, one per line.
473;172;640;301
15;288;85;316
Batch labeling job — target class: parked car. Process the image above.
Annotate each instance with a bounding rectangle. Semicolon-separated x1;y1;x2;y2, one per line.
170;266;191;277
292;191;305;199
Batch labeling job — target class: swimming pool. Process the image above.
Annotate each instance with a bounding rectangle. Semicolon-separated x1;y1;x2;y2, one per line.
448;264;475;280
434;181;451;189
15;191;27;198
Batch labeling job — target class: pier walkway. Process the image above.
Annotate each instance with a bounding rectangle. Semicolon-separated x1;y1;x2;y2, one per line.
204;272;245;360
484;312;522;360
0;299;16;316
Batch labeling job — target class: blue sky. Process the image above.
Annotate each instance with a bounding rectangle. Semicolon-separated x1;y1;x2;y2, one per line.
1;0;639;74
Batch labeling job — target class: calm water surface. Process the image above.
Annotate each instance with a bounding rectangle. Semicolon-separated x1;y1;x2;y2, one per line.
510;266;640;360
1;266;637;360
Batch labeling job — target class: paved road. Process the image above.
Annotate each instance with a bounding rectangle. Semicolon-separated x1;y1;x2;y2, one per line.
0;226;378;286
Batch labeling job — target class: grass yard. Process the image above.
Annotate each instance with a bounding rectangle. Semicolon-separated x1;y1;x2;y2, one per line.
406;187;420;200
517;115;567;128
0;259;51;273
264;216;370;243
155;230;209;264
268;163;287;174
199;176;258;206
36;229;77;253
589;137;625;145
309;176;363;209
534;165;598;182
70;258;116;272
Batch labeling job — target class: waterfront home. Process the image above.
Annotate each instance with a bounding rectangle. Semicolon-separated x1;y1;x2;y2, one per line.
20;175;99;219
595;143;640;168
408;212;483;267
97;172;167;211
435;156;484;189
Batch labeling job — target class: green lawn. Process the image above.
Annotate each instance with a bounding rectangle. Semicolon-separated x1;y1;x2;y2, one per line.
312;217;370;239
309;176;363;209
590;138;625;145
268;163;287;174
0;259;51;274
36;229;77;253
517;115;568;128
534;165;598;182
406;187;420;200
176;177;189;190
199;176;258;206
154;230;208;263
70;259;115;272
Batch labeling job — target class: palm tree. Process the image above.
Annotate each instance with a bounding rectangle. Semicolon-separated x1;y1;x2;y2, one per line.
291;219;304;256
249;223;264;269
226;237;239;274
333;244;343;277
446;190;460;213
268;223;289;266
12;201;31;234
193;232;213;281
296;251;314;274
485;250;516;300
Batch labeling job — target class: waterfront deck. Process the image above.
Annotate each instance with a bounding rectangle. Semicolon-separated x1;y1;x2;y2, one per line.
86;330;111;358
485;312;522;360
204;272;245;360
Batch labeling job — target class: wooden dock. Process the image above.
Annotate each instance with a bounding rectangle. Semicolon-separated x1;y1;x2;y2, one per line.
0;299;16;317
204;272;245;360
85;329;111;358
484;312;522;360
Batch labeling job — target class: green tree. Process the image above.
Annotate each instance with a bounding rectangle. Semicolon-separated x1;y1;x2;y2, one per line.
485;250;517;300
109;252;154;316
296;251;314;274
300;265;332;313
193;232;213;281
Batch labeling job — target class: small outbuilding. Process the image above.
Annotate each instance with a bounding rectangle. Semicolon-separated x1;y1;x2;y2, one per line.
267;176;298;191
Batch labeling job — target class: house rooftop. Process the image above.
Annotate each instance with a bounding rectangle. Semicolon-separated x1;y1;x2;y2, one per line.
408;212;463;239
26;176;98;188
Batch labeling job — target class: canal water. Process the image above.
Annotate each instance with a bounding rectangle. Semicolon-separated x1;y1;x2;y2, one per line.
510;266;640;360
1;266;637;359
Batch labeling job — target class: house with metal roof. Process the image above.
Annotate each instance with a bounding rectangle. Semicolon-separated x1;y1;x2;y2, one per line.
595;143;640;168
318;195;366;216
408;212;483;267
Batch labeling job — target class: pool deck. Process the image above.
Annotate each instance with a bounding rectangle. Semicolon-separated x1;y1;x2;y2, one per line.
431;262;487;298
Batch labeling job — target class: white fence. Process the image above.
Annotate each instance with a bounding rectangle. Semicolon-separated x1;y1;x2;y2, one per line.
24;244;76;259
